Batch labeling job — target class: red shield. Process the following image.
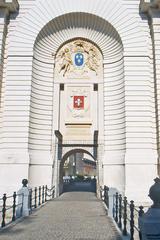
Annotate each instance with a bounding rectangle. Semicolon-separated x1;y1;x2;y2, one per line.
73;96;84;109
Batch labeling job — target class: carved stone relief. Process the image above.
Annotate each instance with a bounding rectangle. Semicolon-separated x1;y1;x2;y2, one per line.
66;86;90;121
55;39;101;78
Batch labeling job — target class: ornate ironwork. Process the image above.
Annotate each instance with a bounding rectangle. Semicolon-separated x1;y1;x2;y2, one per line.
123;196;127;236
115;192;119;223
12;192;16;221
118;194;122;229
130;200;135;240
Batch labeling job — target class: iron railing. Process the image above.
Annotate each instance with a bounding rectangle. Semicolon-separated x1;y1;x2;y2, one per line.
101;186;145;240
29;185;55;212
0;192;24;228
100;185;109;208
0;185;55;229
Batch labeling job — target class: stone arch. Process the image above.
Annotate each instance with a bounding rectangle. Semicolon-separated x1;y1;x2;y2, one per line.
59;148;96;194
61;148;95;165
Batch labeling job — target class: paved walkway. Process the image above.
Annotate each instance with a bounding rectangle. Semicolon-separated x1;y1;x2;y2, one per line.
0;191;122;240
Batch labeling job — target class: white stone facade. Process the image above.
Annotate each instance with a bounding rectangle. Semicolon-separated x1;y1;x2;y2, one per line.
0;0;160;203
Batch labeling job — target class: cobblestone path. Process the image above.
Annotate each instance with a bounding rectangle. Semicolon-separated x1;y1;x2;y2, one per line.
0;192;122;240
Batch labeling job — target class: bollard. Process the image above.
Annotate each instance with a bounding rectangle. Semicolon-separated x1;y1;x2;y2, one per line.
139;178;160;240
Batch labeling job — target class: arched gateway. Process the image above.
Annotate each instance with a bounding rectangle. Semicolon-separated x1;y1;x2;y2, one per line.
0;0;159;203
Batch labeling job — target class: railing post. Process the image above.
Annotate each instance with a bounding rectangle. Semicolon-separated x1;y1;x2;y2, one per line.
112;195;115;219
52;187;55;199
100;187;103;200
34;187;37;208
42;185;45;204
115;192;119;223
123;196;128;236
138;206;144;240
29;189;32;212
12;192;16;221
45;185;47;202
1;194;7;227
104;185;109;208
38;186;41;206
130;200;135;240
118;194;122;229
139;206;144;218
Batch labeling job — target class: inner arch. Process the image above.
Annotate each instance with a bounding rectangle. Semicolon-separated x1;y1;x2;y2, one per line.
60;149;97;193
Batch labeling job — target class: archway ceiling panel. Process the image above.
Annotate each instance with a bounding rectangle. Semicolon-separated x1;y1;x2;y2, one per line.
10;0;148;56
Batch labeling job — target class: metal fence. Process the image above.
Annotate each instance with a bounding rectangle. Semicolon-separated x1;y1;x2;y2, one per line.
0;192;23;228
101;186;146;240
29;185;55;212
0;185;55;229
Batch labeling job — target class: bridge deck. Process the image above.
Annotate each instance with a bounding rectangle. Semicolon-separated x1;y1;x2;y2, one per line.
0;191;122;240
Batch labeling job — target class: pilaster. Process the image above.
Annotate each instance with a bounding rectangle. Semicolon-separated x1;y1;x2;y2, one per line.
124;54;157;202
140;2;160;175
0;1;29;197
149;10;160;173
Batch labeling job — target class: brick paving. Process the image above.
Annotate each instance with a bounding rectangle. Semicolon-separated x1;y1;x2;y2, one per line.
0;191;122;240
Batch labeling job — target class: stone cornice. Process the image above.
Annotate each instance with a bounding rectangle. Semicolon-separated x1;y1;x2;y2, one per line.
0;0;19;13
140;0;160;13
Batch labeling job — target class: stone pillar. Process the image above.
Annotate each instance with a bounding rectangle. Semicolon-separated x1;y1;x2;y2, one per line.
16;179;30;217
0;1;19;197
140;0;160;182
124;53;157;202
149;8;160;175
139;178;160;240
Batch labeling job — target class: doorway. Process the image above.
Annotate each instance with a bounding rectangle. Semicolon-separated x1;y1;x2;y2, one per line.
60;149;96;193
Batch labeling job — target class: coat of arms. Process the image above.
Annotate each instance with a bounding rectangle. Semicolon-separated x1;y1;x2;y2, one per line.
56;40;100;77
75;53;84;67
67;87;90;119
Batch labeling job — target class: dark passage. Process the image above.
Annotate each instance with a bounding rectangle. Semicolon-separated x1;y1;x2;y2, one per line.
63;179;96;193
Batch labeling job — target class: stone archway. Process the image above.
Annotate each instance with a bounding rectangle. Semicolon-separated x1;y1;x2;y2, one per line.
28;12;125;194
0;0;156;202
59;148;96;194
